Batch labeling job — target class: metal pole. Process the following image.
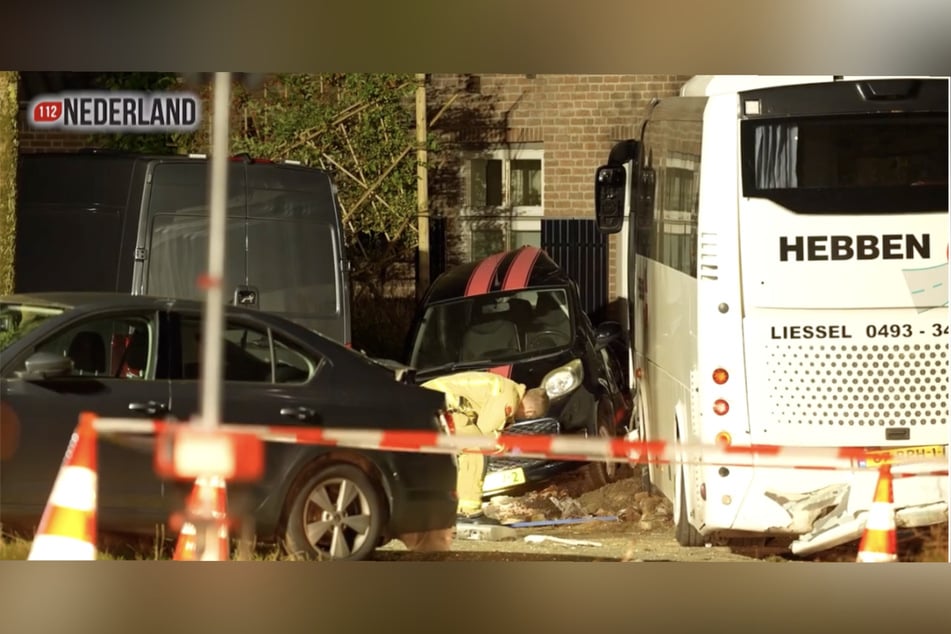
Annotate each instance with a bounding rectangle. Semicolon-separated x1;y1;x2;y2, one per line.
199;72;232;430
415;73;430;302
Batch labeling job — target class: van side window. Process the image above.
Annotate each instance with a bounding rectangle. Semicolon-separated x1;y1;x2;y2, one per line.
147;162;246;217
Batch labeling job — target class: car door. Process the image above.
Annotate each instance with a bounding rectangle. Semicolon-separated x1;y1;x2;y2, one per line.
0;308;171;532
164;309;333;517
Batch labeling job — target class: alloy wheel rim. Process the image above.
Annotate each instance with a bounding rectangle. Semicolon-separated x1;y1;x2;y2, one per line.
302;477;372;559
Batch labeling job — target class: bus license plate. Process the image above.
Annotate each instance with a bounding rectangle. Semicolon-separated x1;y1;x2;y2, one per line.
857;444;948;468
484;467;526;491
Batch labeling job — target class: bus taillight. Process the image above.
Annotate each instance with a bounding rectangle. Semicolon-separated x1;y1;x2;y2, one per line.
713;400;729;416
715;431;732;447
712;368;729;384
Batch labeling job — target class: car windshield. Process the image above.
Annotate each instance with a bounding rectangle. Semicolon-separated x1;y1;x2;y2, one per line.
0;303;65;352
409;288;573;370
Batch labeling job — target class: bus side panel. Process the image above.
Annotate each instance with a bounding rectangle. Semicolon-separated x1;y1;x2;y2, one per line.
693;94;762;533
638;258;696;500
631;98;706;524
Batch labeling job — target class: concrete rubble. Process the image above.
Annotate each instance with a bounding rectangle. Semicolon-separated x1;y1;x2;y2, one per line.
483;471;673;528
398;468;674;550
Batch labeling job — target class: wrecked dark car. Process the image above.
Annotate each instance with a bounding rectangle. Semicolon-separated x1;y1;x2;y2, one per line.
405;246;633;496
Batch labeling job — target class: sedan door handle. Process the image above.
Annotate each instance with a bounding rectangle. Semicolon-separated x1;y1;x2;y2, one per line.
281;406;317;422
129;401;168;416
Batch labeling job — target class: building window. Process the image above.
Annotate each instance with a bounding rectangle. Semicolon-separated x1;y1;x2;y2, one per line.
463;145;543;259
510;159;542;206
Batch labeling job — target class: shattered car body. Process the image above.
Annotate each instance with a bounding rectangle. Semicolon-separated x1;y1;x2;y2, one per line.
405;246;633;497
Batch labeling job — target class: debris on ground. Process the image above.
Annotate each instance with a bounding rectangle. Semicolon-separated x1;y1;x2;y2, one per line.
455;523;518;542
482;465;673;532
523;535;603;547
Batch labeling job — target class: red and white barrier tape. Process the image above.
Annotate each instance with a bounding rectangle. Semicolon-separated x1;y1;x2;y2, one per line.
89;416;949;473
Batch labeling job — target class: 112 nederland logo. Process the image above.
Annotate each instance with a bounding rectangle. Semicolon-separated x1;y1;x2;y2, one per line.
29;91;202;133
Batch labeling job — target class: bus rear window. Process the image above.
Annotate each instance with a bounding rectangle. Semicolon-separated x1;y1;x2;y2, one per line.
741;114;948;213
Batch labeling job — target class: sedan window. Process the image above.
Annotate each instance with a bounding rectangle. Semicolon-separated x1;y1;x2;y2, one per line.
0;303;64;352
176;316;316;384
8;314;155;380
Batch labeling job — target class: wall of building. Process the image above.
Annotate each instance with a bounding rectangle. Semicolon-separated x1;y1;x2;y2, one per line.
17;107;93;153
427;73;689;303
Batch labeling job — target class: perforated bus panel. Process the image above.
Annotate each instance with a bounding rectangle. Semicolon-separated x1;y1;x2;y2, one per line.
744;321;949;446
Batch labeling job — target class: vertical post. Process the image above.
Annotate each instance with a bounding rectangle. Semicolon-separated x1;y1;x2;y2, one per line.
415;73;430;301
0;71;18;296
199;72;232;430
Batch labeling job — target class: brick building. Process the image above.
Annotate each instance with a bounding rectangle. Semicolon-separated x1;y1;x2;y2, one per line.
17;72;98;153
426;73;689;320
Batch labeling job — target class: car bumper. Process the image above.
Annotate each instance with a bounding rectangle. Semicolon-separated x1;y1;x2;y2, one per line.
483;458;577;497
482;414;589;497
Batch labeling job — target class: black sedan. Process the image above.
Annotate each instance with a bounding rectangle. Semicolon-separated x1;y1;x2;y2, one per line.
404;246;634;496
0;292;458;560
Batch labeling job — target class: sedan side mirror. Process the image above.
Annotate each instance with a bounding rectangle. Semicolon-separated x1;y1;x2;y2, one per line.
16;351;74;380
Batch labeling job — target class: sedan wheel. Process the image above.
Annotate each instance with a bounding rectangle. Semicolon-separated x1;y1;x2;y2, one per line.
284;463;385;561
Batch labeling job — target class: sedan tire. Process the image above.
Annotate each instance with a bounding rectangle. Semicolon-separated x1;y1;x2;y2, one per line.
284;463;386;561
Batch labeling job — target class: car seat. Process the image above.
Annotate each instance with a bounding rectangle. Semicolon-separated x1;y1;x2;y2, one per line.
526;293;571;350
67;331;107;375
460;317;520;361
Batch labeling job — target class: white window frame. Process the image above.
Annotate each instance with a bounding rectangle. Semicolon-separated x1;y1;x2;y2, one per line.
461;144;544;258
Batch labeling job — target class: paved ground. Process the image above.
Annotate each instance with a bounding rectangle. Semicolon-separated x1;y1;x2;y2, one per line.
376;516;770;562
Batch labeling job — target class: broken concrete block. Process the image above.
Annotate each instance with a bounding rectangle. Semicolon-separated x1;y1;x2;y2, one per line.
456;522;518;541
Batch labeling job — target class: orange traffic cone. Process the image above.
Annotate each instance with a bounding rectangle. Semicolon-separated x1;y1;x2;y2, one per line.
28;415;98;560
173;475;230;561
856;465;897;563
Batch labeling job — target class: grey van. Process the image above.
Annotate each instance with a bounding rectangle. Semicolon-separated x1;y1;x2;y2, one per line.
14;151;351;345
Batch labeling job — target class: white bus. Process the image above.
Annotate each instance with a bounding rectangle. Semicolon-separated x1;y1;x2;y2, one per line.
594;75;949;555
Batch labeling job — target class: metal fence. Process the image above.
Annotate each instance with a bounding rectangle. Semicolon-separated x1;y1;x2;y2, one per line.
542;218;608;321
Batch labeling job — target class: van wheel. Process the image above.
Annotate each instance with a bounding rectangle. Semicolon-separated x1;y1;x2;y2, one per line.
283;463;385;561
674;467;705;547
